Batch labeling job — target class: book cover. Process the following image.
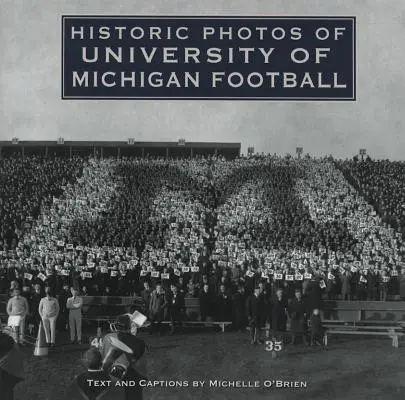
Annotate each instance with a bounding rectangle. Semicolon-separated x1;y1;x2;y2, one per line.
0;1;404;400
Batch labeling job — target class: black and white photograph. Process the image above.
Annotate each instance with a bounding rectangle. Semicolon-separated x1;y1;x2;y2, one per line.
0;1;404;400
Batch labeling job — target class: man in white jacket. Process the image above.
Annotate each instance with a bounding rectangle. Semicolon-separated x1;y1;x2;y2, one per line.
38;287;60;347
67;287;83;344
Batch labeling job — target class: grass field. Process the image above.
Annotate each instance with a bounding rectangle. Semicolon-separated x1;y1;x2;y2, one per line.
15;330;405;400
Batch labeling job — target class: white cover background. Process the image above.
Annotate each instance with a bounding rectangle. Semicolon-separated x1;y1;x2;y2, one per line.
0;0;403;159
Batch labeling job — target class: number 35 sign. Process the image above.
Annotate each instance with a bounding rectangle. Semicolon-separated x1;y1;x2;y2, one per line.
265;340;283;352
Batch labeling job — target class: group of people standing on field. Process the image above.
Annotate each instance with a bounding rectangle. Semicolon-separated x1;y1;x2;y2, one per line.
5;283;83;346
246;286;323;346
139;278;324;346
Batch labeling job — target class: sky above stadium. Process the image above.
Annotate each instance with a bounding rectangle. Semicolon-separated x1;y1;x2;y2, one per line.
0;0;404;159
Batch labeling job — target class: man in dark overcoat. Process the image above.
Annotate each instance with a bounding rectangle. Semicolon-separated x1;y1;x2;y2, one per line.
270;288;288;341
288;289;308;345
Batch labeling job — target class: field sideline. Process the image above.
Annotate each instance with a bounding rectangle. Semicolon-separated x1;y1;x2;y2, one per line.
15;331;405;400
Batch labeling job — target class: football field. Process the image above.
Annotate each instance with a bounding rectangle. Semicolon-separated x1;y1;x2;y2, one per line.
16;331;405;400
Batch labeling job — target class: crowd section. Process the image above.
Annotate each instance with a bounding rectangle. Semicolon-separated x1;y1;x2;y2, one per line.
338;159;405;235
0;155;84;251
1;154;405;322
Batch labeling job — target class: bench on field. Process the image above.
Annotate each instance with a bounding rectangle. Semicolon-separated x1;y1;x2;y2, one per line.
83;316;231;333
325;324;403;332
252;320;405;347
325;329;404;348
161;320;232;333
84;314;149;325
323;319;405;326
355;320;405;329
83;315;152;335
83;315;122;325
82;304;138;318
324;321;404;348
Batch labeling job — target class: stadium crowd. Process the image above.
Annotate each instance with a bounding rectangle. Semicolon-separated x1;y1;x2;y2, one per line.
0;155;84;251
339;159;405;235
1;154;405;339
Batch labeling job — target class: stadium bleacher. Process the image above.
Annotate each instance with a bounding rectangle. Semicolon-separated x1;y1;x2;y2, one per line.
1;148;405;343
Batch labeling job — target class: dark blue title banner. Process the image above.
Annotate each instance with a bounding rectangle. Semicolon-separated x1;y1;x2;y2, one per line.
62;16;356;100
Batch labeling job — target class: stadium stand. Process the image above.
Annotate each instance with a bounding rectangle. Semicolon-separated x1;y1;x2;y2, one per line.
1;145;405;343
338;159;405;236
